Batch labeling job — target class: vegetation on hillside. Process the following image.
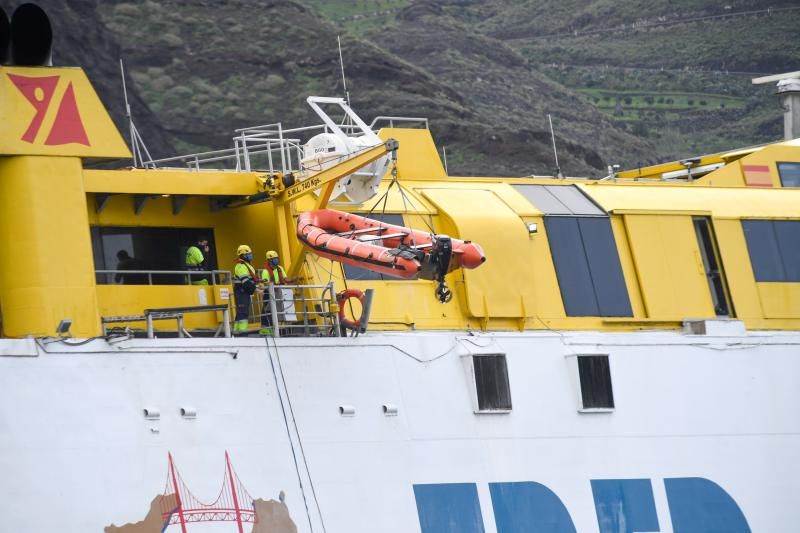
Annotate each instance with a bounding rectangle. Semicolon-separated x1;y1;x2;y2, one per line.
303;0;797;164
18;0;797;175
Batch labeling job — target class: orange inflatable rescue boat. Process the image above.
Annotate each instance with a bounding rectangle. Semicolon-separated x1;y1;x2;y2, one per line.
297;209;486;302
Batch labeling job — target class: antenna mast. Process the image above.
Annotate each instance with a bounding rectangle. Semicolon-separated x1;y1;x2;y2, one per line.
119;58;153;167
337;35;350;107
547;113;563;179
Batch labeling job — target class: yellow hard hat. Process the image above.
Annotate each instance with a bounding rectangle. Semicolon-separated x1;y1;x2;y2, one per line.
237;244;252;256
266;250;279;260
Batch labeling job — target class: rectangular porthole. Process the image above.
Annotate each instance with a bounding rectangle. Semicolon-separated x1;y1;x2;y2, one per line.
577;355;614;411
472;354;512;413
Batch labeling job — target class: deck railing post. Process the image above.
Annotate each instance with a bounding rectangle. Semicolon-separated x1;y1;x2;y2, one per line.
268;283;280;338
222;307;231;338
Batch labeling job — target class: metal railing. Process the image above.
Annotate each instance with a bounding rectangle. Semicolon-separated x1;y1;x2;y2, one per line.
95;269;231;286
101;304;232;338
251;282;341;338
134;107;430;174
369;116;429;129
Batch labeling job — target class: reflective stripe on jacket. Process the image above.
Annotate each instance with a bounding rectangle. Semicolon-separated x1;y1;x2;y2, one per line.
233;260;256;283
261;264;287;284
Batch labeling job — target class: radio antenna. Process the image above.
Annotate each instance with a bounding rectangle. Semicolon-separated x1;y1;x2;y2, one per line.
119;59;153;167
337;35;351;107
547;113;563;179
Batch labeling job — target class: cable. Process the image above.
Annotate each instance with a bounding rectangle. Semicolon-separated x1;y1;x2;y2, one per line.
265;338;315;533
266;336;329;533
45;335;105;346
382;339;461;363
533;314;579;356
458;336;496;349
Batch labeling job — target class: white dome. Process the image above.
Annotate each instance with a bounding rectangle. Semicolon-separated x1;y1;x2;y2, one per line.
301;132;389;203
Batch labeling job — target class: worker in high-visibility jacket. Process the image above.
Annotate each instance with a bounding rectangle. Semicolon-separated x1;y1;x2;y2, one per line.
185;238;210;285
259;250;298;336
232;244;258;335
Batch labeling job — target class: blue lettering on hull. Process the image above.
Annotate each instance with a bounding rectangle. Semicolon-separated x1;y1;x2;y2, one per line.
591;479;660;532
490;482;577;533
665;478;752;533
413;478;750;533
413;483;485;533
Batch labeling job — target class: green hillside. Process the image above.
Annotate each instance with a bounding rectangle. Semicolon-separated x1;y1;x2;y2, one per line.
13;0;797;176
308;0;799;164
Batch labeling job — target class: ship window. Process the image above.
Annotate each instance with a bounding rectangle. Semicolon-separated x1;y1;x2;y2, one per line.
473;354;512;412
544;216;632;317
91;226;217;284
742;220;800;282
342;213;407;281
777;162;800;187
693;217;733;316
578;355;614;409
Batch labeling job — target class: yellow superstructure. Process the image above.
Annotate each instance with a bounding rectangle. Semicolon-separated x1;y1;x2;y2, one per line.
0;65;799;337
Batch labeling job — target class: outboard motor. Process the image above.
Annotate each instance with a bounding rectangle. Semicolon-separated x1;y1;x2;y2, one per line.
9;3;52;66
420;235;454;304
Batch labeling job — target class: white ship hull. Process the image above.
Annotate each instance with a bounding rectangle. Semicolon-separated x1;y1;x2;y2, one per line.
1;325;798;532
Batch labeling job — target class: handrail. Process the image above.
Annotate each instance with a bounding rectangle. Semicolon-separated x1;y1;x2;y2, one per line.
369;116;429;129
144;304;229;314
95;269;231;286
258;282;341;338
135;101;426;176
144;304;231;338
100;304;232;338
95;269;229;275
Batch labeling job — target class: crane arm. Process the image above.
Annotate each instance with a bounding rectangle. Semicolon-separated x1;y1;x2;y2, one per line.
268;139;398;206
266;138;398;279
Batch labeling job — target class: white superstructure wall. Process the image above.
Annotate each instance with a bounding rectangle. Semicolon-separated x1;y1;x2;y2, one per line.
0;330;798;532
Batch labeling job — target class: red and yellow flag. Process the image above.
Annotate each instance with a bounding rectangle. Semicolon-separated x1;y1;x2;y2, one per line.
742;164;773;187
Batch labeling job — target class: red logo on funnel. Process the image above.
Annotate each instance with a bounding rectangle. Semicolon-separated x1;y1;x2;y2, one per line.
7;74;90;146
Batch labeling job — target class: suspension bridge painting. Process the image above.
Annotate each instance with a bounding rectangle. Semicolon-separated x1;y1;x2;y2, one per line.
105;451;297;533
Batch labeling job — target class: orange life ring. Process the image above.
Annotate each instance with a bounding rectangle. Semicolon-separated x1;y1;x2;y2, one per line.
337;288;365;331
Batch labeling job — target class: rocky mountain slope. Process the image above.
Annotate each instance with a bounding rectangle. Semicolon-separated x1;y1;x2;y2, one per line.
7;0;798;176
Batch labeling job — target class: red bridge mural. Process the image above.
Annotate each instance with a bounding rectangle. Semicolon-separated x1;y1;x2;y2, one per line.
160;451;255;533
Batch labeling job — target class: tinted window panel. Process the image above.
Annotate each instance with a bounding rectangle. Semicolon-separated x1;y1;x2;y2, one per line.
578;218;633;317
91;226;216;284
342;213;405;281
474;355;512;411
578;355;614;409
545;216;632;317
343;263;384;280
742;220;787;281
773;220;800;281
778;162;800;188
545;217;599;316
